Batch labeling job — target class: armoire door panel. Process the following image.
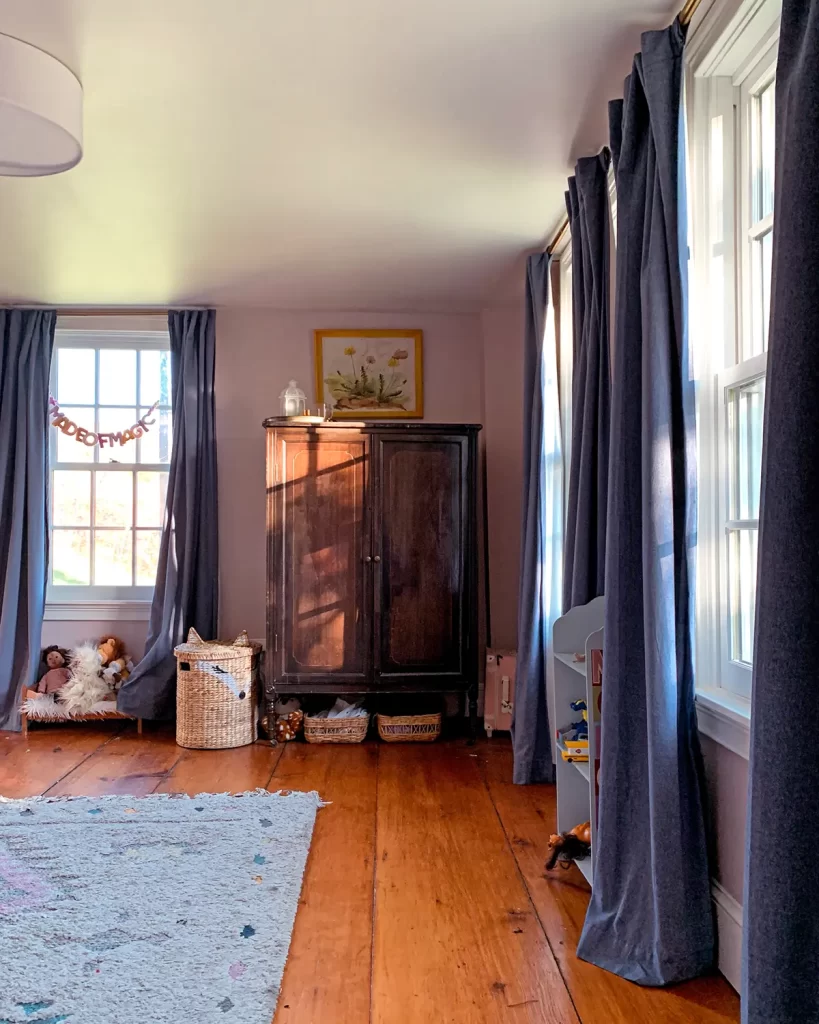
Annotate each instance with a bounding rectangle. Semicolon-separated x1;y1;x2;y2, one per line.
375;436;467;681
275;433;370;683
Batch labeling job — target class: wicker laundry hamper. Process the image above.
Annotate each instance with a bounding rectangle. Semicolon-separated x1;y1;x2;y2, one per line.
174;628;260;749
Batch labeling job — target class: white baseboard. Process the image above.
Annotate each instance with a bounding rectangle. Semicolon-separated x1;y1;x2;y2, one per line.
711;878;743;993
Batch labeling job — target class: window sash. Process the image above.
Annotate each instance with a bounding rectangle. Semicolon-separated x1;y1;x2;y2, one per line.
687;10;778;702
49;330;171;602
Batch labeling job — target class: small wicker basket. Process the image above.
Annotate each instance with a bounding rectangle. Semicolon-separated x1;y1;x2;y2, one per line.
174;628;260;749
303;713;369;744
377;712;442;743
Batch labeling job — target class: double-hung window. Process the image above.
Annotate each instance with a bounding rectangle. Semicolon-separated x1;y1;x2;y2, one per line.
687;0;779;705
48;330;173;603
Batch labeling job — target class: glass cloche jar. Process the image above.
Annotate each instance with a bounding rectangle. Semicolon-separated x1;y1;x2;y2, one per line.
279;380;307;417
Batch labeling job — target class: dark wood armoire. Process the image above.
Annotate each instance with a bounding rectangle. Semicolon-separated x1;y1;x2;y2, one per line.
263;420;481;736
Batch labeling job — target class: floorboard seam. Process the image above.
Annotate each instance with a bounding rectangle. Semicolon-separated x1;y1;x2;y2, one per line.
477;750;585;1024
40;725;127;796
264;740;288;789
151;752;186;793
369;743;380;1024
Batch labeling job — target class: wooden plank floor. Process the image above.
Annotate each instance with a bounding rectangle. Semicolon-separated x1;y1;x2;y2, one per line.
0;724;740;1024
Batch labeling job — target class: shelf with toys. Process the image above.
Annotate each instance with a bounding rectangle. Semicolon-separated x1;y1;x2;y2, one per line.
549;596;604;887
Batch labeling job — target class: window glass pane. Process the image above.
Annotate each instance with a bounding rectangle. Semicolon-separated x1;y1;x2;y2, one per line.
52;529;90;585
94;530;133;585
139;408;173;464
729;527;758;664
728;375;766;521
140;349;172;406
136;530;162;586
55;409;95;464
708;115;726;369
95;471;133;527
97;408;137;465
57;348;95;405
136;472;168;527
759;81;775;221
99;349;136;406
53;470;91;526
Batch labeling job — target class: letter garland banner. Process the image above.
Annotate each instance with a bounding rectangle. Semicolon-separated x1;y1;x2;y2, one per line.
48;396;160;450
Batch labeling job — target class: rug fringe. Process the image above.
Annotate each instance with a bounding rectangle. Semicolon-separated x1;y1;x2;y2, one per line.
0;789;327;809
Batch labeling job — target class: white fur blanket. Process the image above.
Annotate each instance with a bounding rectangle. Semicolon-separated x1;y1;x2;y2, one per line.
21;696;124;720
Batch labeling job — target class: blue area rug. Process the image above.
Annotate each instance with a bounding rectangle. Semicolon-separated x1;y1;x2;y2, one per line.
0;790;321;1024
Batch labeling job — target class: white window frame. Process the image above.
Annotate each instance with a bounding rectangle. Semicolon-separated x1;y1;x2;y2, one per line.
47;327;172;612
686;0;780;741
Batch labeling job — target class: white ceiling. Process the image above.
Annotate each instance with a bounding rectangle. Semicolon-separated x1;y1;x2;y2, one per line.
0;0;674;310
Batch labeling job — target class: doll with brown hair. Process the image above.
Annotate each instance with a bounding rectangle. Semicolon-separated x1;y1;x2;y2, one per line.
27;646;72;699
545;821;592;871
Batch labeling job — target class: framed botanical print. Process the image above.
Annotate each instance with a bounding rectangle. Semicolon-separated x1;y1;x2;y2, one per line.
314;329;423;419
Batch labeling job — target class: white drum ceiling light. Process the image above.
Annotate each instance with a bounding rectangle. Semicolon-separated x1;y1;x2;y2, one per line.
0;33;83;176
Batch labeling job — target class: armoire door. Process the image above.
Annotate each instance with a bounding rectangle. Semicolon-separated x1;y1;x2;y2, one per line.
373;433;469;686
268;430;371;687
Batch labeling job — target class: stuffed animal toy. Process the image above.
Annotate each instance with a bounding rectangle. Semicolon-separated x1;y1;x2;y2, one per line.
275;710;304;742
545;821;592;871
98;636;133;688
59;642;115;714
27;646;71;699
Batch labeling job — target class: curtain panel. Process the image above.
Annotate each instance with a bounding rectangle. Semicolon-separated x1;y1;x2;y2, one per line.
118;310;218;720
576;20;714;984
0;310;56;731
512;253;564;784
744;1;819;1020
563;152;611;612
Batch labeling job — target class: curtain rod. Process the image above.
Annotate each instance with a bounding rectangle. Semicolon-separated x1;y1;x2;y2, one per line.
546;0;703;257
55;308;170;316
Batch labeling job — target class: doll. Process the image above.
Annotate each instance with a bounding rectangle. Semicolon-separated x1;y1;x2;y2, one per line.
545;821;592;871
28;646;71;698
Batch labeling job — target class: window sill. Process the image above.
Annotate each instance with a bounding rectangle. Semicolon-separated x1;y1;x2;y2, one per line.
696;687;751;760
44;601;152;623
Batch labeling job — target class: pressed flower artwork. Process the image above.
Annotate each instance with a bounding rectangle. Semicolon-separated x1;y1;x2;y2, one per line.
314;330;423;418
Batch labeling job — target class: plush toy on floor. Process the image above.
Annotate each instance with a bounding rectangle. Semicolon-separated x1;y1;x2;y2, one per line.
545;820;592;871
26;646;72;699
275;709;304;742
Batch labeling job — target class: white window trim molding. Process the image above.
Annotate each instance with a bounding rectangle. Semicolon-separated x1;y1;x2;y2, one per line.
696;687;751;759
686;0;780;749
49;325;170;604
43;600;152;622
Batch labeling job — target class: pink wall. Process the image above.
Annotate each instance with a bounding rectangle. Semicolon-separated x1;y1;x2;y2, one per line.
216;309;484;640
42;620;149;661
480;305;525;651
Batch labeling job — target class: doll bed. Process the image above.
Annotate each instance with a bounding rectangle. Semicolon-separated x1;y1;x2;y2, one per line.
20;695;142;738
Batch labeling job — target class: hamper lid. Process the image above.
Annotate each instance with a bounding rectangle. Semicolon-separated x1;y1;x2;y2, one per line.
173;627;258;657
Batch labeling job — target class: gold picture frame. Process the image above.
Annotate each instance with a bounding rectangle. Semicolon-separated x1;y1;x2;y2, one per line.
314;329;424;419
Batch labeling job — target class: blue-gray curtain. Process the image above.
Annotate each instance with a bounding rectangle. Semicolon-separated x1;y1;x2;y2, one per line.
563;153;611;612
0;310;56;731
744;2;819;1020
576;20;714;984
512;253;560;785
118;310;218;720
